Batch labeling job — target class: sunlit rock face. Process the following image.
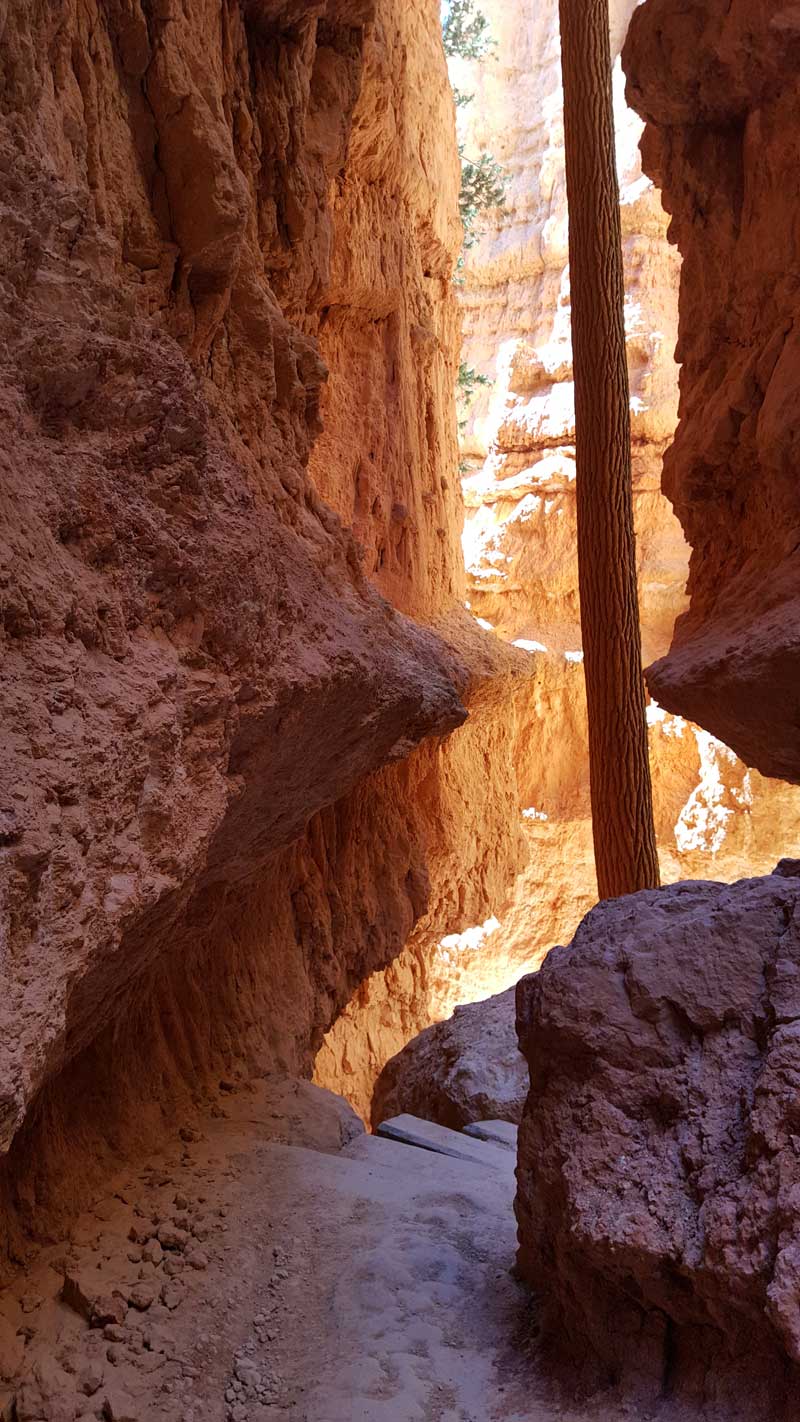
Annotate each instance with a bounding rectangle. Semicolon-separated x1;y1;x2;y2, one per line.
453;0;682;675
318;0;800;1126
447;0;800;986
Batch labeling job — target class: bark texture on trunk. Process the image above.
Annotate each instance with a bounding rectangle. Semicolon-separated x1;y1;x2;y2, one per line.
559;0;660;899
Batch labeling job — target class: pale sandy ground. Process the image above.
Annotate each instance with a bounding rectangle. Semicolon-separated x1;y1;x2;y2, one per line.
5;1078;654;1422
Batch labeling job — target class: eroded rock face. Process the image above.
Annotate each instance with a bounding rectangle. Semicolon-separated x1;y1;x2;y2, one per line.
371;985;526;1131
0;0;532;1257
312;639;534;1121
453;0;682;666
438;0;800;1001
516;865;800;1416
624;0;800;783
318;0;800;1127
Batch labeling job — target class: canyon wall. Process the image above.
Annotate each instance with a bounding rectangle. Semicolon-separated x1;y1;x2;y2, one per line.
319;0;800;1120
512;7;800;1405
0;0;532;1260
429;0;800;999
623;0;800;785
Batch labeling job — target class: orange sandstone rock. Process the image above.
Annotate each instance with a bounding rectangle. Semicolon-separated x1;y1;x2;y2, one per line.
0;0;529;1255
317;0;800;1126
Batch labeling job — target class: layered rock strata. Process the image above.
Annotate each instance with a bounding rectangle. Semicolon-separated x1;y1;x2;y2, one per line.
515;863;800;1416
320;0;800;1126
452;0;681;667
0;0;530;1262
430;0;800;1004
624;0;800;783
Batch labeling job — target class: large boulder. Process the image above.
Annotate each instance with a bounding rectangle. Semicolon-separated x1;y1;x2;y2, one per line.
372;986;527;1130
515;864;800;1417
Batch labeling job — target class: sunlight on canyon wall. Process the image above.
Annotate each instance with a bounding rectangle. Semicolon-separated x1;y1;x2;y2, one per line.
444;0;800;1011
315;0;800;1121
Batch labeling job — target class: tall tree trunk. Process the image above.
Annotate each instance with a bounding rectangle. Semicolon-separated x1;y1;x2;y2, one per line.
559;0;660;899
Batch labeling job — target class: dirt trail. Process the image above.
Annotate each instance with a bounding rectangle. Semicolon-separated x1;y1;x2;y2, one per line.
2;1077;625;1422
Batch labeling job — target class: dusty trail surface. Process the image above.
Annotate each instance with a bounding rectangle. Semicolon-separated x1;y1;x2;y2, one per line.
5;1078;625;1422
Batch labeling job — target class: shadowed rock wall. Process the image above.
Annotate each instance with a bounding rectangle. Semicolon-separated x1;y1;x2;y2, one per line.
0;0;532;1262
624;0;800;783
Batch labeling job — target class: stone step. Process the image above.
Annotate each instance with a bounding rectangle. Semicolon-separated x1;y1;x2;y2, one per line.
343;1131;505;1185
375;1113;513;1171
462;1119;518;1151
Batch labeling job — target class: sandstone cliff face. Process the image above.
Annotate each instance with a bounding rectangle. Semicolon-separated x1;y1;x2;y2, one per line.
317;0;800;1123
624;0;800;784
0;0;530;1256
312;643;534;1122
441;0;800;990
309;1;465;623
515;864;800;1416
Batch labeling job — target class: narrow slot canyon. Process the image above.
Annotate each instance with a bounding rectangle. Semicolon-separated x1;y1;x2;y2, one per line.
0;1;799;1420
